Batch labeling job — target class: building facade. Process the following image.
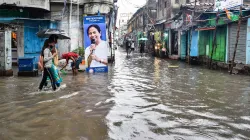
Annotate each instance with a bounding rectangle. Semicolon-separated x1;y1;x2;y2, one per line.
126;0;157;51
50;0;115;54
0;0;55;76
0;0;117;76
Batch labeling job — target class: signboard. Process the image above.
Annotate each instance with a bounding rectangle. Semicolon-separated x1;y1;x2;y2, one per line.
215;0;243;11
83;16;108;73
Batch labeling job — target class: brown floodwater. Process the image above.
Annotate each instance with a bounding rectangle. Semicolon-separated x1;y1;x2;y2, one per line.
0;49;250;140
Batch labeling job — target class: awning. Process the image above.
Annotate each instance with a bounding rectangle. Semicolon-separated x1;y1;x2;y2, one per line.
0;17;16;23
196;27;216;31
155;19;166;25
0;17;57;23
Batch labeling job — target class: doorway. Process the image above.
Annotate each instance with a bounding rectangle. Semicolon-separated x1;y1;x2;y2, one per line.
11;31;18;65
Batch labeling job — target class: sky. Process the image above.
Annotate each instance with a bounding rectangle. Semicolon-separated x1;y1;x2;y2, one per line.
116;0;147;27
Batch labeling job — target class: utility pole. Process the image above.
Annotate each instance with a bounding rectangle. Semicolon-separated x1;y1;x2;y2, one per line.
111;9;114;63
209;12;219;69
77;0;80;53
146;0;149;52
188;0;196;64
118;19;120;40
112;10;116;63
108;7;115;63
69;0;73;51
230;6;242;74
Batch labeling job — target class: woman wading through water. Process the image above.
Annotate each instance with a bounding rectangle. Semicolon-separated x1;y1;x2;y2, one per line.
38;38;58;91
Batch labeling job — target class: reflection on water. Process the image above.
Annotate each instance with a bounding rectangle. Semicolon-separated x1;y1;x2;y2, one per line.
106;50;250;140
0;49;250;140
0;72;112;140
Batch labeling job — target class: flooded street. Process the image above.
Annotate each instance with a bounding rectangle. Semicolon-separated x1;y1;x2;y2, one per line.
1;48;250;140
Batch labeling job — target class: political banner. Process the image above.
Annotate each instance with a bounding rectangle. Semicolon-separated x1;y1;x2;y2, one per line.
83;16;108;73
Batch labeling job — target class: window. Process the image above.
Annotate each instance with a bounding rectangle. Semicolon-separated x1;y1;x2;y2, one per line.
186;0;190;3
176;0;179;4
165;1;167;8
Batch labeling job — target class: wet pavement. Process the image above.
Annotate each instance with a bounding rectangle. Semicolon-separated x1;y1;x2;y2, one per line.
0;48;250;140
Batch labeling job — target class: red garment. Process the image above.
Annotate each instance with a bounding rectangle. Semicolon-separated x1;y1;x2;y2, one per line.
62;52;79;62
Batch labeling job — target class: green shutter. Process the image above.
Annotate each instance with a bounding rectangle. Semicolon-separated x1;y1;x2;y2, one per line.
199;30;213;56
210;26;226;62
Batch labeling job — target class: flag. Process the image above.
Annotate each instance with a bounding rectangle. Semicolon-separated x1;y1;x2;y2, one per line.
224;8;231;20
224;8;239;21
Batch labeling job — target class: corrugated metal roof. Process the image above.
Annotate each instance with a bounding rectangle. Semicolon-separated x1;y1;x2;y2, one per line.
155;19;166;25
181;2;214;12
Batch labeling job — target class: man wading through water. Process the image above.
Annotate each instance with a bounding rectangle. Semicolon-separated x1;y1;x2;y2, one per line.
126;39;131;56
140;41;145;57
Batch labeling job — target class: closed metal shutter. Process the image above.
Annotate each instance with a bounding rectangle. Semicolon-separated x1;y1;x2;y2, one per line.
228;21;247;64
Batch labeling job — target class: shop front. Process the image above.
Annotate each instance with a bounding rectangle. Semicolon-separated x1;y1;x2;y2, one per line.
153;31;168;58
180;31;189;60
228;21;247;64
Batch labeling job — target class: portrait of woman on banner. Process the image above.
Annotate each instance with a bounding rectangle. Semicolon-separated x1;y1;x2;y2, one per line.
85;24;108;68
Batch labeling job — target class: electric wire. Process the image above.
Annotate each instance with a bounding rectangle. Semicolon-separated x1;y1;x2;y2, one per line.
123;0;144;8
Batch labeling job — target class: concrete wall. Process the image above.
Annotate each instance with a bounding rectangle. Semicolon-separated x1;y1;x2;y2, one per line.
146;0;157;9
0;30;11;70
157;0;170;21
0;30;13;76
50;3;83;55
0;0;50;11
50;1;113;55
83;3;112;15
4;31;12;70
